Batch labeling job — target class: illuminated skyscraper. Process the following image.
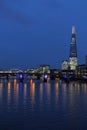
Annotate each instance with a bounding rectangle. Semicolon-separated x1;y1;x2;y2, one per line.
69;26;78;70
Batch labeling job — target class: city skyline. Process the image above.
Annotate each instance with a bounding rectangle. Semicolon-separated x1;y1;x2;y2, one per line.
0;0;87;69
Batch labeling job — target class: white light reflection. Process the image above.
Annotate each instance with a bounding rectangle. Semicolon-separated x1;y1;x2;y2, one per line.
45;82;51;104
83;83;87;94
24;83;27;98
40;83;43;103
62;81;67;108
16;83;19;96
62;81;67;97
80;83;87;94
73;82;80;94
69;82;76;107
23;83;27;114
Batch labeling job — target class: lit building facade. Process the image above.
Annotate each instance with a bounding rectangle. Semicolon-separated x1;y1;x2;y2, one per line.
62;60;69;70
76;64;87;77
38;65;50;74
27;68;38;74
69;26;78;70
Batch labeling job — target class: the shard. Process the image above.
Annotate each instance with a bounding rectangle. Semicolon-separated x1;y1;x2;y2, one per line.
69;26;78;70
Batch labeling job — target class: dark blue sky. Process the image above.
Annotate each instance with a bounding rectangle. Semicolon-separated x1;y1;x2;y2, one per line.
0;0;87;69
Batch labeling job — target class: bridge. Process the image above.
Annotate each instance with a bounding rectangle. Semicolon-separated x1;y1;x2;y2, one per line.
0;71;52;81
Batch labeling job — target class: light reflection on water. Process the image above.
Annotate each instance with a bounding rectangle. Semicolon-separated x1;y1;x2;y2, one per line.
0;82;2;105
55;81;59;109
39;83;43;104
0;80;87;111
30;81;35;109
7;81;11;111
0;80;87;129
0;79;87;108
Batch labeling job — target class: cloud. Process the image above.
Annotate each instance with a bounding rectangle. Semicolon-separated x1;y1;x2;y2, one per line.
0;1;33;25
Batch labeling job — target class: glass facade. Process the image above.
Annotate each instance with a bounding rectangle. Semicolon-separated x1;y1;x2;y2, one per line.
69;26;78;70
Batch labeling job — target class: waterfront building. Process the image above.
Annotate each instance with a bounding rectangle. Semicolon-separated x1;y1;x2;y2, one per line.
38;65;50;74
50;69;60;79
27;68;38;74
69;26;78;70
9;69;21;73
62;60;69;70
76;64;87;77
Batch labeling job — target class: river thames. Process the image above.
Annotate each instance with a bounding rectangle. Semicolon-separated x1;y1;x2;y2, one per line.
0;79;87;129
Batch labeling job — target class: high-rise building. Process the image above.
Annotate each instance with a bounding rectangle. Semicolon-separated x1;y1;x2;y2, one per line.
62;60;69;70
69;26;78;70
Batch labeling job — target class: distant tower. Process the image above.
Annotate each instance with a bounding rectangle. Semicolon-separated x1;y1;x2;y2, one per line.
69;26;78;70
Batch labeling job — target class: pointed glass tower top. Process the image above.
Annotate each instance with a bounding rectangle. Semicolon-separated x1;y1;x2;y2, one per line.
72;26;75;34
70;26;77;57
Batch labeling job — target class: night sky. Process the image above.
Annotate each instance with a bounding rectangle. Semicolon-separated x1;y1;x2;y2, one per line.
0;0;87;69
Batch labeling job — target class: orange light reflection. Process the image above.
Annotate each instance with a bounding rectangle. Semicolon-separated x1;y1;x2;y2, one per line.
46;82;51;103
0;82;3;103
7;81;11;111
40;83;43;103
55;81;59;109
30;81;35;108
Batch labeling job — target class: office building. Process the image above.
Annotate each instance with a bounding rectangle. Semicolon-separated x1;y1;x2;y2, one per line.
69;26;78;70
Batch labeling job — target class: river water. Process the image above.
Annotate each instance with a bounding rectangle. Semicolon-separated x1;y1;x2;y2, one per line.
0;79;87;130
